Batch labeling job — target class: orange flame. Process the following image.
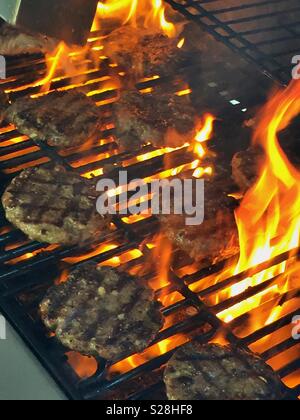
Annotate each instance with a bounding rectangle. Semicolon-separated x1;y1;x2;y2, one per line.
219;80;300;325
92;0;176;37
193;113;216;159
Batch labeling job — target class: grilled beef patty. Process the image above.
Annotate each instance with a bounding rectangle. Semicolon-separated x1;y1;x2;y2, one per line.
160;173;239;265
5;90;103;149
104;26;186;79
0;21;57;56
114;89;196;151
164;342;283;400
40;264;163;360
2;164;109;245
231;147;265;194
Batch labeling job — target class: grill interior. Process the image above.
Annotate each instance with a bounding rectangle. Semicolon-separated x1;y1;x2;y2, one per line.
0;2;299;400
165;0;300;85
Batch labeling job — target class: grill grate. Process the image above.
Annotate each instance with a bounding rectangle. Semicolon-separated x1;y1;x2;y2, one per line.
164;0;300;85
0;19;299;399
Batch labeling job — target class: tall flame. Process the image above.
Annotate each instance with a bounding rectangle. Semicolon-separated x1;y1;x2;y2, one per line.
92;0;176;37
219;80;300;323
193;113;216;158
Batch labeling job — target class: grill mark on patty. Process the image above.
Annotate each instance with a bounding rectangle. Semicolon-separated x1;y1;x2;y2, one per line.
161;174;239;264
2;164;108;245
114;88;196;151
104;287;146;346
164;343;283;400
5;90;103;149
40;264;164;360
6;176;94;227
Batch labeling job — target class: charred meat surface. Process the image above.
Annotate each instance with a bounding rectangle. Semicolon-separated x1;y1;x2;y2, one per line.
0;21;57;56
160;172;239;266
2;164;109;245
114;89;196;151
232;147;265;194
104;26;186;79
5;90;103;149
164;342;283;400
40;263;163;360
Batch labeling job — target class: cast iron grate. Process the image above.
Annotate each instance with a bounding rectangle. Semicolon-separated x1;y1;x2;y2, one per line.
164;0;300;85
0;22;298;400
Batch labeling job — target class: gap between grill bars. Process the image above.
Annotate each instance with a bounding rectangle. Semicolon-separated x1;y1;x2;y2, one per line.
0;14;298;400
164;0;300;85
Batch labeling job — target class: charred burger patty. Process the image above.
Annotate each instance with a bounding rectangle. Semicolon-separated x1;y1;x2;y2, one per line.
2;164;109;245
160;175;239;265
0;21;57;56
114;89;196;151
164;342;283;400
40;264;163;360
5;90;103;149
104;26;186;79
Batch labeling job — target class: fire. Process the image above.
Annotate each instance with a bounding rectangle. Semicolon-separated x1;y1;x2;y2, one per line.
192;113;216;177
5;42;66;94
110;334;188;375
219;80;300;326
149;233;172;292
177;38;185;49
38;43;66;92
67;352;98;379
193;113;216;156
92;0;176;38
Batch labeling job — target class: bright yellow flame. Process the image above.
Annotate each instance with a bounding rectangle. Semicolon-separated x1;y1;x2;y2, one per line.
218;80;300;326
177;38;185;49
5;42;66;94
193;113;216;158
92;0;176;37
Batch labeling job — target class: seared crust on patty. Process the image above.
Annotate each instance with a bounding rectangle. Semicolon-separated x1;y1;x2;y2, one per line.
0;21;57;56
2;164;109;245
40;264;163;360
160;174;239;265
104;26;186;78
114;89;196;151
164;342;283;400
5;90;103;149
232;147;265;194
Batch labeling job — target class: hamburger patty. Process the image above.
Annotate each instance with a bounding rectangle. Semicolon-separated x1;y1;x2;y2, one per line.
160;173;239;265
104;26;186;79
2;164;109;245
5;90;103;149
114;89;196;151
40;264;163;360
231;147;265;194
0;21;57;56
164;342;283;400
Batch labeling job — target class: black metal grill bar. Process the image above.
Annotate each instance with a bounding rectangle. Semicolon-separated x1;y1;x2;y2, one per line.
0;292;83;399
240;308;300;346
278;359;300;379
81;321;216;401
0;18;298;399
261;337;298;360
164;0;300;85
185;247;299;292
0;235;137;288
211;274;283;314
